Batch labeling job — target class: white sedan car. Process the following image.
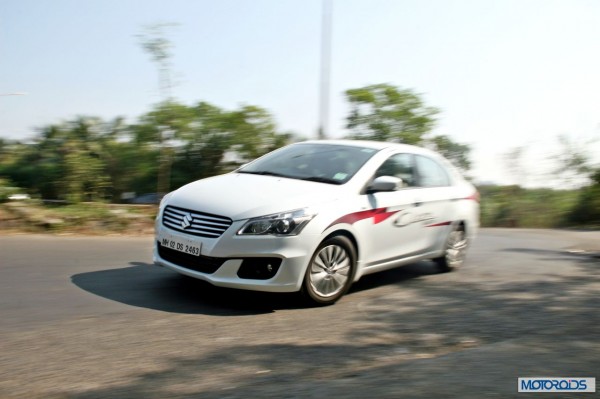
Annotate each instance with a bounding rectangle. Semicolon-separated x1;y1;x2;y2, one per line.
154;140;479;305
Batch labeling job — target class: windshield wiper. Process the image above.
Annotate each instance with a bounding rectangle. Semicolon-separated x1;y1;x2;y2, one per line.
237;170;291;178
299;176;342;185
238;170;342;184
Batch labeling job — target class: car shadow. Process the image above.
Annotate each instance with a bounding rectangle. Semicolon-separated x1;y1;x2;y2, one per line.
71;263;300;316
71;261;438;315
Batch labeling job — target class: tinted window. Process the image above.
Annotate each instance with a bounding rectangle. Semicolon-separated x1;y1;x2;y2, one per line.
238;143;379;184
374;153;416;187
415;155;450;187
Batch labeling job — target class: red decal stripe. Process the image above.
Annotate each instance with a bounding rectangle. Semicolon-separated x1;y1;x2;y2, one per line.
425;221;452;228
465;191;480;202
326;208;400;230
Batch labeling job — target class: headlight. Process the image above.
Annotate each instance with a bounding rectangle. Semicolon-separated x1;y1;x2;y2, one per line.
237;209;316;236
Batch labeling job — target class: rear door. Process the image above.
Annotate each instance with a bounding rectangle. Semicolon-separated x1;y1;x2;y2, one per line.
410;154;455;251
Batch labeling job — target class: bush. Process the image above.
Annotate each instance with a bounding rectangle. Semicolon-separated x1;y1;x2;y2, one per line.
0;178;25;202
568;169;600;226
478;185;579;228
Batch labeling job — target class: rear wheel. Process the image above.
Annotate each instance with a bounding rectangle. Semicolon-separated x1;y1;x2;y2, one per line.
302;235;356;306
434;224;468;272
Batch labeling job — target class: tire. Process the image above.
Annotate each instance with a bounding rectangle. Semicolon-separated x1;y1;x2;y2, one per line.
302;235;357;306
434;223;468;272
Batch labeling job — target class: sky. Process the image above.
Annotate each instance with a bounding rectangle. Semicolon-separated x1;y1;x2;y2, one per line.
1;0;599;186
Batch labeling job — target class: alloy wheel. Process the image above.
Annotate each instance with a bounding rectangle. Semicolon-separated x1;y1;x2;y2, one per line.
309;244;351;298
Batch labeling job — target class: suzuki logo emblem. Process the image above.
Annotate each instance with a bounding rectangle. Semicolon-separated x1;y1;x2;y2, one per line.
181;214;193;229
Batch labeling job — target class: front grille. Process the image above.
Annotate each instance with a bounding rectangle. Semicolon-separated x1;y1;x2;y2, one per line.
157;242;226;274
162;205;232;238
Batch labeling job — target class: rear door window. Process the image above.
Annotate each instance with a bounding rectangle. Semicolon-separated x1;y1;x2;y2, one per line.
415;155;450;187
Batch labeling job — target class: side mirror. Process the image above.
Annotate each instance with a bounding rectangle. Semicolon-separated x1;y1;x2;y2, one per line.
368;176;403;193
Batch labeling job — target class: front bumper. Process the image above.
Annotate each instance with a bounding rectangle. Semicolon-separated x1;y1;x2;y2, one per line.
153;222;318;293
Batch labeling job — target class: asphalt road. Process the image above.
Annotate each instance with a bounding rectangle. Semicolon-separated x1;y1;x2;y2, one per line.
0;229;598;398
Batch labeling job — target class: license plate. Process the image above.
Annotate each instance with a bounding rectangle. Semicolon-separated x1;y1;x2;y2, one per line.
159;233;201;256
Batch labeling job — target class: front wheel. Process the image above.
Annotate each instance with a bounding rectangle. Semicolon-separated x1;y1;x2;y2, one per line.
434;224;468;272
302;235;356;306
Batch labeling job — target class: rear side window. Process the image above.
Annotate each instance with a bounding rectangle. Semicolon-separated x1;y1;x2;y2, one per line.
415;155;450;187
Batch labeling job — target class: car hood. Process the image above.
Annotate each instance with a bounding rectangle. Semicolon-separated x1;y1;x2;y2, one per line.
167;173;345;220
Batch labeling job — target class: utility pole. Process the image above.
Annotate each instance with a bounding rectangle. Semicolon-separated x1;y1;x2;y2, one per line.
318;0;333;140
138;23;177;195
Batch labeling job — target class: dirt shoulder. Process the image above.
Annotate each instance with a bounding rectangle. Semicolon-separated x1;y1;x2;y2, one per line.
0;201;156;236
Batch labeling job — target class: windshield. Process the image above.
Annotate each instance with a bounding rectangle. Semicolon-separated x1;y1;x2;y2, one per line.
237;143;379;185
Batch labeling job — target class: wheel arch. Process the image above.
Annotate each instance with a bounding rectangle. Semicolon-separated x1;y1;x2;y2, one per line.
454;219;477;241
321;229;360;261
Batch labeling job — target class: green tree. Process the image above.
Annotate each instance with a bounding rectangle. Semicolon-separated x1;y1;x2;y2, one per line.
0;141;49;196
52;117;113;202
132;101;197;151
170;101;231;186
133;100;293;190
1;99;293;202
568;168;600;225
0;117;115;201
427;135;472;173
228;105;290;160
549;134;600;225
553;134;595;188
345;83;438;144
1;125;70;199
344;83;471;172
62;143;109;202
